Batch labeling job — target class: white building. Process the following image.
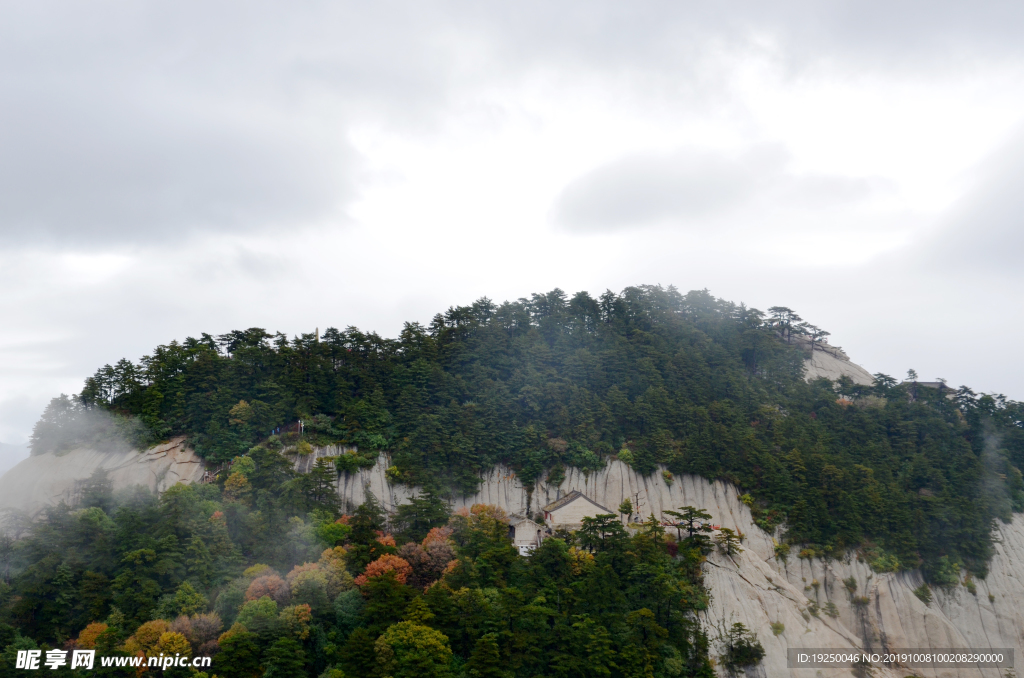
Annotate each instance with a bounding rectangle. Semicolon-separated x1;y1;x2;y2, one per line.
508;515;545;555
541;490;615;530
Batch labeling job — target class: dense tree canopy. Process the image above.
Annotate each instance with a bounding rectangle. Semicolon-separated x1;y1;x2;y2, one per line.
30;284;1024;578
0;457;714;677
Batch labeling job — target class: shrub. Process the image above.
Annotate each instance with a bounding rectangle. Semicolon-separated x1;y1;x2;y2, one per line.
823;602;839;618
546;464;566;486
866;547;900;573
770;622;785;636
913;584;932;606
926;555;960;588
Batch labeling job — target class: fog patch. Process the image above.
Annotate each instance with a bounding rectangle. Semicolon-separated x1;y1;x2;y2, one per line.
29;394;152;457
979;426;1021;526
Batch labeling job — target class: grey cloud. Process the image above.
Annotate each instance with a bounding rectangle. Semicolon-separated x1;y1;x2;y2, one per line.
459;1;1024;83
0;3;458;247
0;93;354;245
926;128;1024;272
0;0;1021;248
1;1;1021;248
553;145;879;233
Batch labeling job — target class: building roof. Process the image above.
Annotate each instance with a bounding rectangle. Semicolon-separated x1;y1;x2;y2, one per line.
541;490;614;515
509;515;542;527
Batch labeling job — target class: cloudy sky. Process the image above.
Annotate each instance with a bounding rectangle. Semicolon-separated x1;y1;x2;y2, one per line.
2;1;1024;449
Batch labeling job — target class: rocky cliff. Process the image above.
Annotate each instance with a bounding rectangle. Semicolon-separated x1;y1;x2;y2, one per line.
802;341;876;386
314;451;1021;678
0;437;207;515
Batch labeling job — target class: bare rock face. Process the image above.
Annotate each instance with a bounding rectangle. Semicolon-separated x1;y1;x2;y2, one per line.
802;341;875;386
323;453;1023;677
0;437;207;514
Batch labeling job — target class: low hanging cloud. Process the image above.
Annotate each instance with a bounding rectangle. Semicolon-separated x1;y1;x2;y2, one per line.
552;145;879;233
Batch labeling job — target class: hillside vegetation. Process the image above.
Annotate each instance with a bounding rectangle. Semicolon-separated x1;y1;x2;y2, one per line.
1;460;714;677
33;285;1024;579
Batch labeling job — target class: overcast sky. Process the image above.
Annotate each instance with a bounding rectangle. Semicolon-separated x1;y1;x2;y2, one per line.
2;1;1024;446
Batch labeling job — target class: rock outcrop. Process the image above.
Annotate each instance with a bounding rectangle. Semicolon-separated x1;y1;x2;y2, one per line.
0;437;207;514
802;341;875;386
317;451;1021;678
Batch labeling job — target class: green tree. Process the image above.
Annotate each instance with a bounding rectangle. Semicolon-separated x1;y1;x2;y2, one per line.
361;571;413;635
720;622;764;672
262;636;307;678
464;633;504;678
215;628;261;678
158;581;208;619
714;529;743;557
375;621;453;678
339;628;378;678
185;536;215;588
664;506;712;539
110;549;164;627
392;490;451;543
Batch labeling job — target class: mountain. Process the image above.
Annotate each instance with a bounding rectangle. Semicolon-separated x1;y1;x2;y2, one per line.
3;285;1023;677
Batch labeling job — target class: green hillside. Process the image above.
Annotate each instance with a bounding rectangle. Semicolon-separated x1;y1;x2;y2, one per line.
32;285;1024;577
7;284;1024;677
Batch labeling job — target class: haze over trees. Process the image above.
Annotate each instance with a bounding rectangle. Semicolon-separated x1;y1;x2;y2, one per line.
0;455;715;677
27;285;1024;580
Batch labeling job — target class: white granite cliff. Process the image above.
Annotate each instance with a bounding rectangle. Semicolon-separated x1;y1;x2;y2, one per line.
801;340;876;386
319;451;1021;678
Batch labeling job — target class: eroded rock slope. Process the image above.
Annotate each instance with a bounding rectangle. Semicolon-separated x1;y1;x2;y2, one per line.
0;437;206;514
319;452;1021;678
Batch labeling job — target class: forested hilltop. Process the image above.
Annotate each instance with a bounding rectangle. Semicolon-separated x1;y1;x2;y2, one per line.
31;285;1024;578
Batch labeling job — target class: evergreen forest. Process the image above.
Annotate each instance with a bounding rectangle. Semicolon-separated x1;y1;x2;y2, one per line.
5;284;1024;677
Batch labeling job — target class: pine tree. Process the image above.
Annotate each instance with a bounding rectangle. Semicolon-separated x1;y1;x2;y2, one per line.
185;536;214;588
262;636;307;678
465;633;504;678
